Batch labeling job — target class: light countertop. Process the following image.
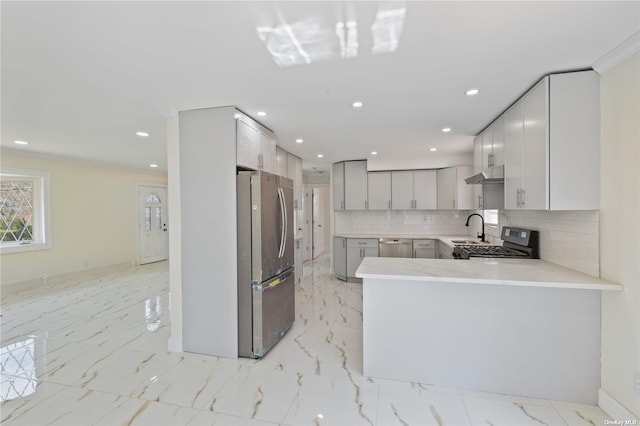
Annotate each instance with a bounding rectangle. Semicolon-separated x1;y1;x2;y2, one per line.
333;234;487;248
355;257;621;291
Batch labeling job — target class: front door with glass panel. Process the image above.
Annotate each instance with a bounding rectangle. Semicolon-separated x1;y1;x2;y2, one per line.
139;185;168;264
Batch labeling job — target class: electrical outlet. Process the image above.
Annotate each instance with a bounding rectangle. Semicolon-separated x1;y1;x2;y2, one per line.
635;371;640;393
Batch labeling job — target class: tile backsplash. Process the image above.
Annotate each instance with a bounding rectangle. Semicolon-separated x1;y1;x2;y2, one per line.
334;210;472;235
499;210;600;277
336;209;600;278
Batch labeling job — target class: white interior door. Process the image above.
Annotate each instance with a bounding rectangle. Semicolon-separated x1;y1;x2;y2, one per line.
139;185;168;264
303;186;312;261
312;186;330;258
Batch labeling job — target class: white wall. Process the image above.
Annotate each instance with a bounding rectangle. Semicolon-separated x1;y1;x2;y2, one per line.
599;51;640;417
0;150;168;286
177;106;238;358
167;113;183;352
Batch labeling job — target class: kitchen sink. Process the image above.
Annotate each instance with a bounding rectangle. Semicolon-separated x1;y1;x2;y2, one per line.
451;240;487;245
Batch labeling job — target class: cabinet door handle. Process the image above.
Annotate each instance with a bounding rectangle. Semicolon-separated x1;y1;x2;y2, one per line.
365;200;368;209
478;195;483;209
521;189;525;207
343;239;346;248
388;200;391;209
453;199;456;209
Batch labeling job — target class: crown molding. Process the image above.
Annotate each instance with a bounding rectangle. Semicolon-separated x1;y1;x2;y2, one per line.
592;31;640;74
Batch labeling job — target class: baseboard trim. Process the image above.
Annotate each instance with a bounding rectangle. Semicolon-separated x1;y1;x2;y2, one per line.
2;262;135;295
599;388;639;421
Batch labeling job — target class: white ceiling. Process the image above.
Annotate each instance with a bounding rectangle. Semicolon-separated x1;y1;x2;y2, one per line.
2;1;638;173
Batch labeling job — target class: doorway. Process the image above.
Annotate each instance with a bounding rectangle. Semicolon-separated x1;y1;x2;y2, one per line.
138;185;168;264
302;184;330;260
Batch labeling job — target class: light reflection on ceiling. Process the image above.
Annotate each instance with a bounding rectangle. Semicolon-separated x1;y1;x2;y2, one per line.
256;2;406;67
256;13;336;67
371;5;406;55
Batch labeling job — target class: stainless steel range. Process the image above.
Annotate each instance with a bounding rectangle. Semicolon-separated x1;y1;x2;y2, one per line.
452;226;539;259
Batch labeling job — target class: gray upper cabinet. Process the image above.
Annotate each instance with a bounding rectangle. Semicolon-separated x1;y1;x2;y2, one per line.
367;171;391;210
333;162;345;210
505;99;524;210
236;118;261;170
391;171;414;210
259;131;276;174
286;152;296;180
503;71;600;210
437;166;474;210
491;115;505;167
276;146;287;177
473;136;484;209
344;161;368;210
236;113;276;174
413;170;437;209
473;134;504;210
333;160;370;210
481;116;505;170
391;170;437;210
293;156;302;211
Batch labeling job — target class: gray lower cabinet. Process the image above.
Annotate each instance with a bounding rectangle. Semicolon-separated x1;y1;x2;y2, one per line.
346;239;379;279
334;237;378;281
333;237;347;279
438;242;453;259
413;239;437;258
294;238;303;282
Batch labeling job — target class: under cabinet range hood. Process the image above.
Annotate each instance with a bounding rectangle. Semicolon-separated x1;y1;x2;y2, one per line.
465;165;504;184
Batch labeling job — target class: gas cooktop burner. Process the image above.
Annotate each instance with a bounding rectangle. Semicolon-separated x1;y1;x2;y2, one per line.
452;227;539;260
453;245;528;259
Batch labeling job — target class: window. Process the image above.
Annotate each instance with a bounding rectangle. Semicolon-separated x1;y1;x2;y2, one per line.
483;209;499;236
0;168;51;253
483;209;498;226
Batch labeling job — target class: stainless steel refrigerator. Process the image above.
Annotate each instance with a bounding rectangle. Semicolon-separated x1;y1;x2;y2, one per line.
237;170;295;358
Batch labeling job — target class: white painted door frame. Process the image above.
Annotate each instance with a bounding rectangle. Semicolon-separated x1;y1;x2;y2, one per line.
138;184;169;265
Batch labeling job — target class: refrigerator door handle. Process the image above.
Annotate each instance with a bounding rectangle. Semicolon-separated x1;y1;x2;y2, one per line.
282;188;288;256
277;187;285;258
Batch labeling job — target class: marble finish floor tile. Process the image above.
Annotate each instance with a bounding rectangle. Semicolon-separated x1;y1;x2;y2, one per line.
1;258;615;425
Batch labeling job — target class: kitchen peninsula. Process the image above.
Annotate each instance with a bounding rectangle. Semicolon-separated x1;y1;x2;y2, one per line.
356;257;621;404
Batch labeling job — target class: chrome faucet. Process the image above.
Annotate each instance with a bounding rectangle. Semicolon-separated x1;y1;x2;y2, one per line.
465;213;485;242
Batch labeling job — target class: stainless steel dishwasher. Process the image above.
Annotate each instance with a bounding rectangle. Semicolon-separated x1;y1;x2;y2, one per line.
379;238;413;258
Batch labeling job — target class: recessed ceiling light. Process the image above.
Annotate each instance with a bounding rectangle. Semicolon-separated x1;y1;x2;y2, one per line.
296;138;303;143
317;154;324;158
257;111;267;116
149;164;158;168
371;151;378;155
465;89;480;96
14;140;29;145
442;128;451;133
352;101;364;108
136;131;150;137
430;147;437;152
